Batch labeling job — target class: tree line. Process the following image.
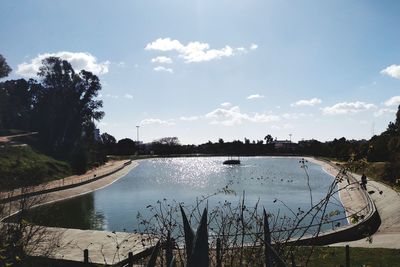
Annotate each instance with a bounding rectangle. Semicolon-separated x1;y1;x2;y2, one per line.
1;53;399;183
101;109;400;184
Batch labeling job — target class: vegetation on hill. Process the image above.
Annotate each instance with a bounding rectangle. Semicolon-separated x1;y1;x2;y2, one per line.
0;54;105;175
0;146;71;190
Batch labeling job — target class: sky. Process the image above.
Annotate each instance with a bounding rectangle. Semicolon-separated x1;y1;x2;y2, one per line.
1;0;400;144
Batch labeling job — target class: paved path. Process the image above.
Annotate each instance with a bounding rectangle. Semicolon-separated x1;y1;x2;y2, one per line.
309;158;400;248
332;175;400;249
29;227;155;265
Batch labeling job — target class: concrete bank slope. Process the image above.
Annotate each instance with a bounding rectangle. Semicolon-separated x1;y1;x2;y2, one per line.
293;157;380;246
29;226;155;265
306;157;369;223
1;160;139;220
332;174;400;249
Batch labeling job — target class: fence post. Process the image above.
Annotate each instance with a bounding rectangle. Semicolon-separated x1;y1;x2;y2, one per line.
291;251;296;267
128;251;133;267
84;249;89;264
345;245;350;267
264;209;273;267
216;237;222;267
166;230;173;267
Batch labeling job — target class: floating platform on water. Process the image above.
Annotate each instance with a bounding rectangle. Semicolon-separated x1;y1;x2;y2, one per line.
223;159;241;165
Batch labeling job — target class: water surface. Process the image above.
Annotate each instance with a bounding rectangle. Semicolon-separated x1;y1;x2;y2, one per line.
23;157;347;232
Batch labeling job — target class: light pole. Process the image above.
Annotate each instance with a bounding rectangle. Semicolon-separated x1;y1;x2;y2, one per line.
136;126;140;142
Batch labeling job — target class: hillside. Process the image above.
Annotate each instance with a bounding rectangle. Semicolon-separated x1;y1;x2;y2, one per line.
0;145;71;190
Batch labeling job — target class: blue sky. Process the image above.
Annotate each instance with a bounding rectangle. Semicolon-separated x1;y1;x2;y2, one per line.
1;0;400;144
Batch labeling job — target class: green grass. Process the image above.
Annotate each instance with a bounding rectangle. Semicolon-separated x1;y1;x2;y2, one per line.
0;145;71;190
291;246;400;267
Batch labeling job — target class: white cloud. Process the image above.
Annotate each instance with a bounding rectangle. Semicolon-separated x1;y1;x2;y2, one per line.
124;94;133;99
145;38;184;51
151;56;173;64
381;65;400;79
322;101;376;115
250;43;258;50
114;61;125;67
180;116;199;121
384;96;400;106
271;123;294;130
16;51;110;77
235;44;258;54
153;66;173;73
182;43;234;63
105;94;119;99
145;38;256;63
281;113;311;120
140;118;175;126
220;102;232;107
205;106;279;126
252;113;280;123
291;98;322;107
374;108;397;117
247;94;265;100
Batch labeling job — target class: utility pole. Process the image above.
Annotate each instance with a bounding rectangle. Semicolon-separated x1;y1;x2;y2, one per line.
136;125;140;142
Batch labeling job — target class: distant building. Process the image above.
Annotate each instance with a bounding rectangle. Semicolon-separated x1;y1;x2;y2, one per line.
272;140;298;150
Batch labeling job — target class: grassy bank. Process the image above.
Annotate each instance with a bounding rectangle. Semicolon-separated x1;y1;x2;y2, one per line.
0;145;71;190
292;246;400;267
321;157;399;191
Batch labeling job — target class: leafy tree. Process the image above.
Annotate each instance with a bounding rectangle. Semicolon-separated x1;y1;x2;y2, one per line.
116;138;136;155
151;137;181;155
32;57;104;164
0;79;38;130
0;54;12;79
154;137;180;146
264;134;273;144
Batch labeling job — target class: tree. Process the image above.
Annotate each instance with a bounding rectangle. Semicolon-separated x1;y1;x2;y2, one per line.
0;54;12;79
264;134;273;144
116;138;136;155
32;57;104;164
153;137;180;146
151;137;181;155
0;79;37;130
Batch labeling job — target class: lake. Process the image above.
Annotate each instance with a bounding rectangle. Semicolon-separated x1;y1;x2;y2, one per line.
21;157;347;233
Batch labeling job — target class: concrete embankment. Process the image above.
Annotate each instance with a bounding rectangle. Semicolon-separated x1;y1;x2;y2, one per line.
0;159;139;220
27;226;155;265
310;158;400;249
292;158;381;246
332;173;400;249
